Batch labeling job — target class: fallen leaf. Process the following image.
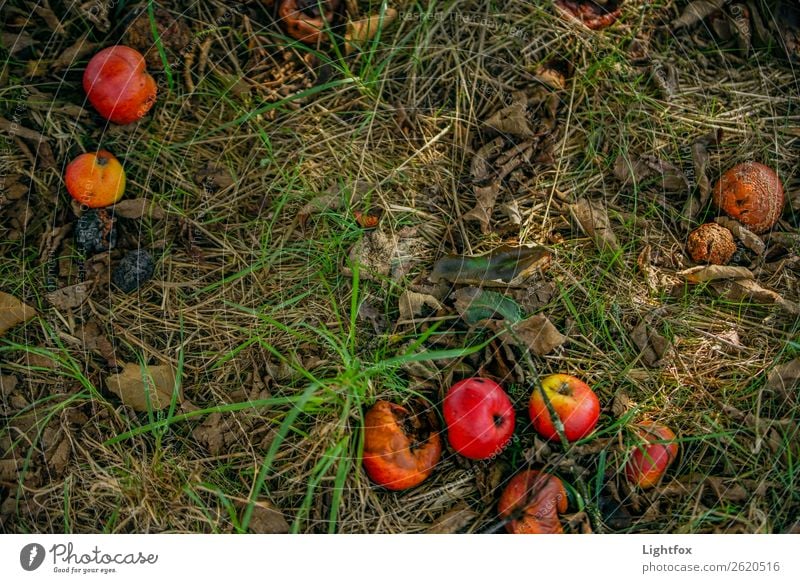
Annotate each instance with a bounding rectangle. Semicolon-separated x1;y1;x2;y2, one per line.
426;506;478;534
611;391;632;418
46;282;92;310
345;8;398;54
196;163;234;192
430;245;551;287
112;198;167;220
345;228;426;282
464;183;501;233
484;97;535;138
631;320;670;367
711;279;800;315
714;217;765;255
75;321;118;368
105;362;181;411
765;358;800;400
453;287;523;325
0;374;18;397
398;291;442;321
672;0;727;30
569;198;621;254
0;291;36;336
679;265;753;283
239;500;290;534
496;314;567;355
465;139;536;232
613;155;688;191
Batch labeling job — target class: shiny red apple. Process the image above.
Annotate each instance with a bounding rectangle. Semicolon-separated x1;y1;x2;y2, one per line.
529;373;600;442
84;46;157;124
625;421;678;489
443;377;515;460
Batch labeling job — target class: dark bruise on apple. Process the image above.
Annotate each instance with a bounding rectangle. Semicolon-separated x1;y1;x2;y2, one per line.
362;400;442;491
443;377;516;460
529;374;600;442
554;0;623;30
498;470;568;534
624;422;679;489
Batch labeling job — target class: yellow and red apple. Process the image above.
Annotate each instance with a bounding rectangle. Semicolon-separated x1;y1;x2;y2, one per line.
529;374;600;442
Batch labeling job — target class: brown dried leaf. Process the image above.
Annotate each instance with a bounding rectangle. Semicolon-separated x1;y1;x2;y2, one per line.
631;320;670;367
679;265;753;283
113;198;167;220
345;8;399;54
0;291;36;336
569;198;620;253
614;154;688;191
398;291;442;321
766;358;800;399
463;183;501;233
611;391;632;418
484;97;535;138
502;314;567;356
714;217;765;255
712;279;800;315
0;374;18;397
672;0;727;29
426;506;478;534
75;321;118;368
105;362;180;411
240;501;290;534
46;282;92;310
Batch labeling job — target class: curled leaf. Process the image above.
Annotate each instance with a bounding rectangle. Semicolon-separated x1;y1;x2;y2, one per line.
672;0;727;30
345;8;398;55
430;245;551;287
106;362;181;411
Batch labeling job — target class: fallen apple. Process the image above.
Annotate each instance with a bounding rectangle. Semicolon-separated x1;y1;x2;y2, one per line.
84;45;157;124
529;373;600;442
443;377;515;460
497;470;568;534
362;400;441;491
625;421;678;489
65;150;126;208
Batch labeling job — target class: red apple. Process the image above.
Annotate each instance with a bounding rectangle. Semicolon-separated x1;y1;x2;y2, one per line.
84;46;157;124
497;470;568;534
529;373;600;442
362;400;441;491
443;377;515;460
624;421;678;489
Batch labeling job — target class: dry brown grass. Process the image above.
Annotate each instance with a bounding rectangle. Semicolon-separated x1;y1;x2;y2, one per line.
1;0;799;534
